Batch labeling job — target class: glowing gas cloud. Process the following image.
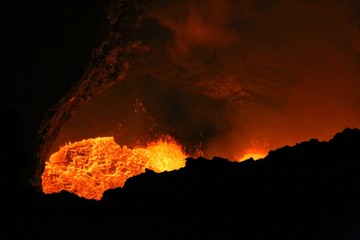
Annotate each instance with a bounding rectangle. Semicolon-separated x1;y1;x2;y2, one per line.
40;0;360;190
144;0;360;158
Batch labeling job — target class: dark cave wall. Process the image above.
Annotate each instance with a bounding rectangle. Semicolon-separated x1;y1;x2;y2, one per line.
35;0;152;188
1;1;107;188
1;0;175;189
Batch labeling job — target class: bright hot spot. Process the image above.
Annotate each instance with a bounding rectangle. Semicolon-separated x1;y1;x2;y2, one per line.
41;135;187;200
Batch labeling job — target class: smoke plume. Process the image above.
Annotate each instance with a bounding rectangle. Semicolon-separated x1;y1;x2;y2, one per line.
50;0;360;161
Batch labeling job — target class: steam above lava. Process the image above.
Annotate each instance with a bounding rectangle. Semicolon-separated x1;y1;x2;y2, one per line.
145;0;360;158
39;0;360;189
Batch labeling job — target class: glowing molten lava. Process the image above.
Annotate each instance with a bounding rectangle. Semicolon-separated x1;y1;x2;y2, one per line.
235;140;269;162
41;135;187;200
237;150;268;162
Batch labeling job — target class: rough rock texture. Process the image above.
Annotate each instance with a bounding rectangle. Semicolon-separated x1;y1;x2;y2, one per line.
4;128;360;239
35;0;146;186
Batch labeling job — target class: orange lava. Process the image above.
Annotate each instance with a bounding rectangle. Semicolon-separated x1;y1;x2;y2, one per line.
41;135;187;200
237;150;268;162
235;140;269;162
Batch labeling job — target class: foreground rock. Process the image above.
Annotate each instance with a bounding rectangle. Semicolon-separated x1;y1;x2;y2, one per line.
4;128;360;240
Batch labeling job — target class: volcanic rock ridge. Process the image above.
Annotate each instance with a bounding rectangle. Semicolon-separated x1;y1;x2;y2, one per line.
5;127;360;239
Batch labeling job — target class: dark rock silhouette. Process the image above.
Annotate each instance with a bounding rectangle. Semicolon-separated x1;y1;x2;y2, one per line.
3;2;360;239
3;128;360;239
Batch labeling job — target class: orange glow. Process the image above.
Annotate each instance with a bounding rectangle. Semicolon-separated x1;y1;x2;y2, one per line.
235;140;269;162
41;135;187;200
237;150;268;162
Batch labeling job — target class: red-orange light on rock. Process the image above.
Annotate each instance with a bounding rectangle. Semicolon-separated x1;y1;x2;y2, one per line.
235;140;269;162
